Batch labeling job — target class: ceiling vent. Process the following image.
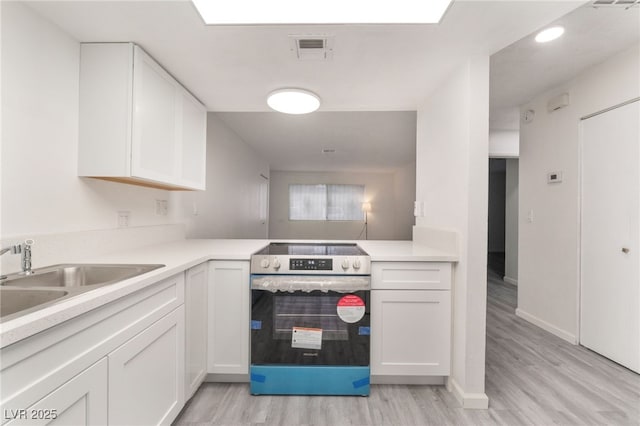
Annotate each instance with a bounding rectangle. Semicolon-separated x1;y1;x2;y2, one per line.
592;0;639;8
290;36;334;61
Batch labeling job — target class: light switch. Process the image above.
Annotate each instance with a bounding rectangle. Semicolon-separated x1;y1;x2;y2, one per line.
527;209;534;223
547;171;563;184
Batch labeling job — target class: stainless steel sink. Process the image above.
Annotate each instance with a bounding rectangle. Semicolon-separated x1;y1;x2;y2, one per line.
0;288;69;317
0;263;165;321
1;264;164;288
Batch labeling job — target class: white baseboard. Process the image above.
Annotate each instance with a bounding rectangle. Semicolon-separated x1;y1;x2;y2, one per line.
371;375;444;385
515;308;577;344
205;373;249;383
503;276;518;286
448;377;489;409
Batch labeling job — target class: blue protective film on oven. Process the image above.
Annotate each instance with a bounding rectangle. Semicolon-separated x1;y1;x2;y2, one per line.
352;376;370;389
251;320;262;330
250;373;266;383
250;365;370;396
358;326;370;336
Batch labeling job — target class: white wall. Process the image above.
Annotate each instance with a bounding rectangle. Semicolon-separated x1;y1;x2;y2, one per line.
504;159;519;285
489;130;519;158
269;167;415;240
415;57;489;408
518;43;640;343
1;2;185;239
181;114;270;239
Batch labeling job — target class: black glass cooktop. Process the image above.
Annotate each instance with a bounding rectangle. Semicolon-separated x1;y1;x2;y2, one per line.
255;243;368;256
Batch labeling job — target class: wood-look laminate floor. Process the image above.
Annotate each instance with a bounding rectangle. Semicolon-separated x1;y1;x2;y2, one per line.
174;272;640;426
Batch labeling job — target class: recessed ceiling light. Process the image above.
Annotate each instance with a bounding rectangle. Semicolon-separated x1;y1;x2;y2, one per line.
535;26;565;43
191;0;452;24
267;89;321;114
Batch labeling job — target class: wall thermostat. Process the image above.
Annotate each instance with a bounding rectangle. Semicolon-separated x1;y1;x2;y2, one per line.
547;171;563;184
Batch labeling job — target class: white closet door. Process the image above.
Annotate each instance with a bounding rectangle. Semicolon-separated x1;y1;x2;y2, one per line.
581;100;639;373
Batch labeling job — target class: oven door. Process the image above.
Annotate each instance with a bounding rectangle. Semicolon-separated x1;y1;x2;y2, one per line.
251;275;370;366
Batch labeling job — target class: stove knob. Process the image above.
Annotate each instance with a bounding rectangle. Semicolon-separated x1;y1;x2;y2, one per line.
341;259;350;270
260;258;270;269
273;258;281;270
353;259;361;270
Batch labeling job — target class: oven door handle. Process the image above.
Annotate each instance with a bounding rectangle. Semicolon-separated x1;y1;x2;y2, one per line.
251;275;370;293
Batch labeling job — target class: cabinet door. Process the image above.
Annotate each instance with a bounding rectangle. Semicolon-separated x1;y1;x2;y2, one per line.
371;290;450;376
5;359;108;426
208;261;250;375
185;264;208;400
109;307;185;426
178;91;206;190
131;46;178;184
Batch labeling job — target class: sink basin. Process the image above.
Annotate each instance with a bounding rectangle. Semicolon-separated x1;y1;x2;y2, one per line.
1;264;164;288
0;263;165;321
0;288;69;318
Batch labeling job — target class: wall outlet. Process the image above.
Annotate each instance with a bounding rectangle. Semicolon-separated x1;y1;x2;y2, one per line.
527;209;534;223
414;201;425;217
117;211;130;228
155;199;169;216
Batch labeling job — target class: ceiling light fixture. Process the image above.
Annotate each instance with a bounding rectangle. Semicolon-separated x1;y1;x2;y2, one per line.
267;89;320;114
191;0;452;24
535;26;565;43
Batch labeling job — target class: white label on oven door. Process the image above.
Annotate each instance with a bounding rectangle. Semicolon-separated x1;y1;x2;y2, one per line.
337;294;366;323
292;327;322;350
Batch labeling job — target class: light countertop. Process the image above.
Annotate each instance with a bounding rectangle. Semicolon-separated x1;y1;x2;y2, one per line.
0;238;457;348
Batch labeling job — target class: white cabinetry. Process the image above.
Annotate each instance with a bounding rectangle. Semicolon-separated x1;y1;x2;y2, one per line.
79;42;206;191
371;262;452;377
109;307;185;426
0;273;185;426
5;359;108;426
208;261;250;377
185;263;208;399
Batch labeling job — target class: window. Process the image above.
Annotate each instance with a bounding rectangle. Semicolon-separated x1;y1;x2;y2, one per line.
289;184;365;221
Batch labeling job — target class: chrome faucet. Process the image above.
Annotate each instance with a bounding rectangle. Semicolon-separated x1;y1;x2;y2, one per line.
21;239;34;275
0;244;21;257
0;239;35;276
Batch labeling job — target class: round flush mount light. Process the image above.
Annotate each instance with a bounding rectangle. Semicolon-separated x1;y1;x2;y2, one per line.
535;26;565;43
267;89;320;114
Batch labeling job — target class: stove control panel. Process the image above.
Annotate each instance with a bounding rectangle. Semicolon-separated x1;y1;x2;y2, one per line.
290;258;333;270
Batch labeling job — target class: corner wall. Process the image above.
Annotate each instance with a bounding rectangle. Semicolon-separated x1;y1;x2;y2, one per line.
518;43;640;343
504;159;519;285
181;114;270;239
415;57;489;408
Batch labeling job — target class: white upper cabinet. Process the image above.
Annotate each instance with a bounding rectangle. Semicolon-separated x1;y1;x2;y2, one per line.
79;43;206;191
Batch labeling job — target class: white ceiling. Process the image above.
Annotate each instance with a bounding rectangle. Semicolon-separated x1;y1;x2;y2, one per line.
490;3;640;129
27;0;581;111
24;0;638;172
215;111;416;172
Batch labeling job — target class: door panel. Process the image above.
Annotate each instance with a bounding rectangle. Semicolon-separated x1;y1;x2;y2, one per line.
581;100;639;373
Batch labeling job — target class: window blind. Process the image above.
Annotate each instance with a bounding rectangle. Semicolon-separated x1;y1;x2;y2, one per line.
289;184;364;221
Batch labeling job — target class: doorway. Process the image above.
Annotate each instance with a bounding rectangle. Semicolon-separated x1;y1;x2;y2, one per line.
488;158;519;285
488;159;506;278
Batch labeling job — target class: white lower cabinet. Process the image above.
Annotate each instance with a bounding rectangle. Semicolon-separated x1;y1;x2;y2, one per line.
109;307;185;426
371;262;452;377
207;261;250;376
185;263;208;399
371;290;451;376
0;273;185;426
6;359;108;426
